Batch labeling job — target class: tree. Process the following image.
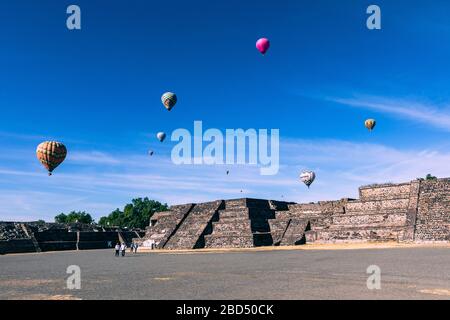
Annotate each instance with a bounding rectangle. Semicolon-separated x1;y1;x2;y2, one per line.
54;211;93;224
55;213;68;224
98;198;168;229
417;174;438;181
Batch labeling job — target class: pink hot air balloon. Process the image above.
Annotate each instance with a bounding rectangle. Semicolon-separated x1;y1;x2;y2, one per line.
256;38;270;55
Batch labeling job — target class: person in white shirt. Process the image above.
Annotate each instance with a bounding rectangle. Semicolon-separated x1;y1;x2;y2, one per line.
114;243;120;257
120;243;126;257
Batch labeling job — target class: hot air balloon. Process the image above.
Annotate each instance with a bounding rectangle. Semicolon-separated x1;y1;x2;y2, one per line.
365;119;376;131
300;171;316;188
161;92;177;111
256;38;270;55
36;141;67;176
157;132;166;142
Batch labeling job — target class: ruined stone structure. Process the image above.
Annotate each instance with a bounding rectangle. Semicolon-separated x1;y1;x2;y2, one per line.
136;178;450;249
0;222;145;255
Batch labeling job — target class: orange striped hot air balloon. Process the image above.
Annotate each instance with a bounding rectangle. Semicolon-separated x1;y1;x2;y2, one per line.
36;141;67;175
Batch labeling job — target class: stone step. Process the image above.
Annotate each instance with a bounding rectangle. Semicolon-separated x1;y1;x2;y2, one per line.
224;198;248;208
166;237;199;249
415;223;450;242
359;183;412;201
224;198;274;210
416;214;450;223
213;220;270;233
345;199;409;212
205;235;254;248
212;223;251;232
214;217;269;224
208;230;253;237
329;213;409;228
215;217;252;223
223;209;275;219
342;209;409;216
218;209;250;219
148;221;179;230
308;217;332;230
306;226;415;243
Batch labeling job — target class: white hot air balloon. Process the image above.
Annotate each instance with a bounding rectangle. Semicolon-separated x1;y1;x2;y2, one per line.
157;132;166;142
300;171;316;188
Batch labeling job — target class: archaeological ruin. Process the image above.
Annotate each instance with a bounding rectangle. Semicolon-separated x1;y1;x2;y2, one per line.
1;178;448;255
0;222;145;255
136;178;450;249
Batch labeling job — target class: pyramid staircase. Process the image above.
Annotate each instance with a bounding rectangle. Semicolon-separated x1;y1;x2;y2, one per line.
136;203;195;249
164;201;225;249
205;199;278;248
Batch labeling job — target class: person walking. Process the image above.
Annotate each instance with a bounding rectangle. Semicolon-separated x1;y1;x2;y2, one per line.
114;243;120;257
120;243;126;257
134;243;139;253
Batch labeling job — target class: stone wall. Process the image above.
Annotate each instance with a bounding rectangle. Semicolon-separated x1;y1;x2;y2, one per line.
304;183;415;243
0;239;37;255
359;183;411;201
0;222;28;240
415;179;450;242
0;222;144;254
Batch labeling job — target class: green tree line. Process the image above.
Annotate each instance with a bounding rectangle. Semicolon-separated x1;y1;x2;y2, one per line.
55;198;168;229
55;211;93;224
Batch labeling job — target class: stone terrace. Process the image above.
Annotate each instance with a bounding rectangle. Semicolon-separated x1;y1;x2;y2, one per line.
139;178;450;249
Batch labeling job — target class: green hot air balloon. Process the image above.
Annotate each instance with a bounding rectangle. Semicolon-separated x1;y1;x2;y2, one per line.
161;92;177;111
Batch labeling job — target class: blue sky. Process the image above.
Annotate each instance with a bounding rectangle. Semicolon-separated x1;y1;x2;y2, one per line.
1;0;449;221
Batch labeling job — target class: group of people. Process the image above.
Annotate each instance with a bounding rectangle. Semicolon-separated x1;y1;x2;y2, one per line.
114;242;139;257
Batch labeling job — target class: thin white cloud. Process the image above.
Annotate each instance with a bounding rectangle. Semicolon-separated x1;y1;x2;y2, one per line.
331;96;450;131
0;131;48;141
69;151;122;165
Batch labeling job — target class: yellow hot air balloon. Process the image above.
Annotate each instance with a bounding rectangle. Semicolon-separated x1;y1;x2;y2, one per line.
365;119;376;131
36;141;67;175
